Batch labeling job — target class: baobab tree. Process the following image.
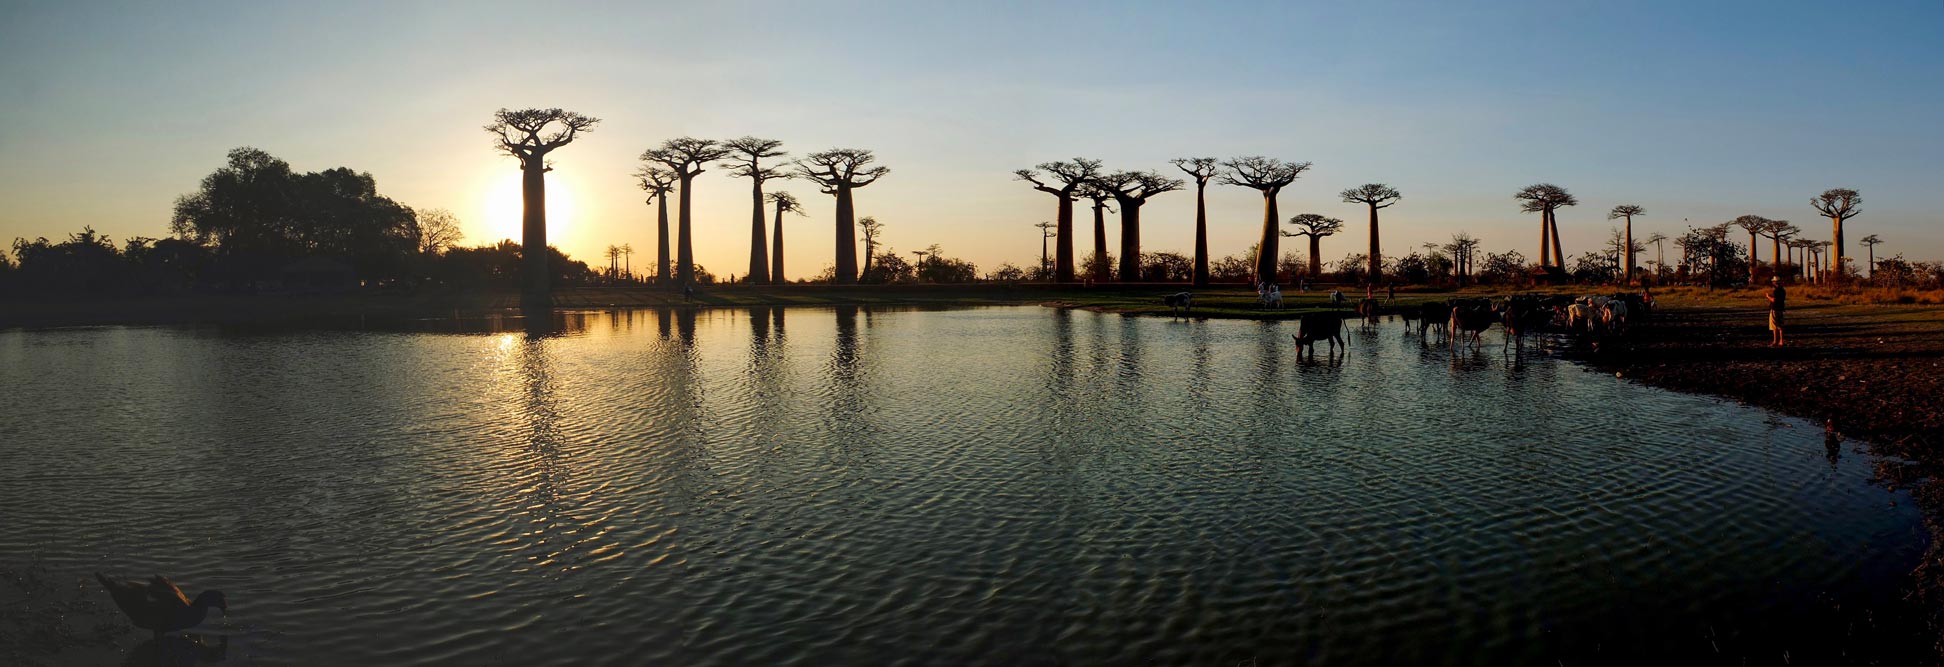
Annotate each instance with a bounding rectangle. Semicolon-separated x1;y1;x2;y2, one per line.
634;166;676;283
1515;184;1577;268
1092;170;1185;282
1762;219;1800;279
1034;221;1056;278
1221;156;1312;284
1732;214;1772;282
796;148;889;284
767;191;804;282
642;137;733;287
1810;188;1861;279
486;107;599;306
1281;213;1344;278
1445;232;1481;283
1075;182;1115;281
859;216;883;278
1861;234;1883;277
1609;204;1645;281
1014;158;1103;283
1170;157;1222;286
1645;232;1668;281
1340;184;1402;282
723;137;789;284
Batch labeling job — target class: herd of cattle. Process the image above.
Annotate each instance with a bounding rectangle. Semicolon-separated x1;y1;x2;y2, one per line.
1238;292;1656;358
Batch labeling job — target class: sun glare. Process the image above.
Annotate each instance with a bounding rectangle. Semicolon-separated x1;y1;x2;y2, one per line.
481;170;577;247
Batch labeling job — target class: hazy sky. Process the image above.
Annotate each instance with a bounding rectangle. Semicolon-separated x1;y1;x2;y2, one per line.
3;0;1940;276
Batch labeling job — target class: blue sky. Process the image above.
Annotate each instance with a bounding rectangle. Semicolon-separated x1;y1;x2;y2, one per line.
3;0;1939;274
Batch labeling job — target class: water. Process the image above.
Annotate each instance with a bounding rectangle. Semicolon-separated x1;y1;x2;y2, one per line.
0;306;1926;665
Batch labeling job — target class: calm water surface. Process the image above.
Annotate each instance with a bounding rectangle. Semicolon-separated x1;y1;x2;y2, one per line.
0;306;1926;665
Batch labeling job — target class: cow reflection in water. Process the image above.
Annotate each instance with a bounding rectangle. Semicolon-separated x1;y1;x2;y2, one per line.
125;634;227;666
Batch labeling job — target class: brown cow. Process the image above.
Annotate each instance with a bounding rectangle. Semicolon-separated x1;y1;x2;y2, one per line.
1292;313;1346;359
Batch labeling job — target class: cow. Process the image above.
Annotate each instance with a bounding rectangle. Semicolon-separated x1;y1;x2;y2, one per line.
1449;300;1496;347
1329;290;1346;310
1292;313;1346;359
1259;283;1284;309
1417;301;1451;337
1164;291;1194;317
1357;298;1381;327
1602;298;1631;334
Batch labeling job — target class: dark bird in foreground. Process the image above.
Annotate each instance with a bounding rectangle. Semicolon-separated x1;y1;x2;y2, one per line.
96;573;227;637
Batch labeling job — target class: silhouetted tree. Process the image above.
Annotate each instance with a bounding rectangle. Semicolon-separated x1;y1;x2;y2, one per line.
1034;221;1056;278
858;216;884;280
766;191;805;282
1014;158;1103;283
1340;184;1401;282
634;166;676;283
1281;213;1343;278
1732;214;1772;282
1756;220;1795;280
415;208;465;255
1443;233;1480;284
172;147;420;285
1608;204;1644;281
1092;170;1185;282
723;137;789;284
487;108;599;306
1515;184;1577;268
1861;234;1883;277
796;148;889;284
1645;232;1669;281
1811;188;1862;279
1221;156;1312;284
1075;182;1115;281
1170;157;1222;286
643;138;733;287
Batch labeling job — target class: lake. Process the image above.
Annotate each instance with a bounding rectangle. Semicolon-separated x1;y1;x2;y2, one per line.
0;305;1927;665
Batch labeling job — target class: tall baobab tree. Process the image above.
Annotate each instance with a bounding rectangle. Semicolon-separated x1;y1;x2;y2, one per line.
1034;221;1056;278
767;191;804;282
1170;157;1222;286
1762;220;1799;280
1732;214;1772;282
1815;240;1834;283
1281;213;1344;278
1609;204;1645;281
1075;182;1115;281
486;107;599;306
859;216;884;278
723;137;789;284
605;245;622;280
634;166;676;284
1645;232;1668;282
1515;184;1577;268
1093;170;1185;282
620;244;633;281
796;148;889;284
1341;184;1402;282
1014;158;1103;283
1445;232;1480;284
1860;234;1883;277
643;137;732;287
1222;156;1312;284
1811;188;1861;279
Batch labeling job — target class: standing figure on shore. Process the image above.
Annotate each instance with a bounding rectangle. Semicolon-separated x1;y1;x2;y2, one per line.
1766;277;1787;346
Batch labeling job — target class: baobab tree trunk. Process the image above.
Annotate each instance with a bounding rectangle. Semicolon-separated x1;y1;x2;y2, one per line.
1867;245;1875;277
520;159;550;308
771;206;785;283
1117;202;1142;283
1549;209;1564;271
1830;216;1846;279
1307;235;1322;277
1539;210;1553;268
677;173;697;286
1366;203;1382;283
656;195;671;285
1092;200;1109;282
1771;235;1783;280
1623;216;1635;282
1747;230;1759;283
1253;190;1280;284
1192;185;1209;287
834;186;858;284
1055;197;1076;283
747;181;770;284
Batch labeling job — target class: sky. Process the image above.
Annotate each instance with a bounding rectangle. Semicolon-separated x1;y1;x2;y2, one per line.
3;0;1941;277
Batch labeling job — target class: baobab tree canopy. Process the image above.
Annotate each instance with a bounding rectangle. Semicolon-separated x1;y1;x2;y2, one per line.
1609;204;1645;219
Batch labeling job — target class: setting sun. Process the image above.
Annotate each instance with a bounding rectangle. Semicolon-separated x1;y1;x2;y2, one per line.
480;170;578;247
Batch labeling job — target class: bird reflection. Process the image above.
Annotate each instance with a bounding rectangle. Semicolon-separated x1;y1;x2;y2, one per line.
123;634;227;666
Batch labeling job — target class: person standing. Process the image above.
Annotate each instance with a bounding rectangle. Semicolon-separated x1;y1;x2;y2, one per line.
1766;277;1786;346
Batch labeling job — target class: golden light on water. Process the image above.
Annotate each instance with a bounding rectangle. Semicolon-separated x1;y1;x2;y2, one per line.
481;170;579;246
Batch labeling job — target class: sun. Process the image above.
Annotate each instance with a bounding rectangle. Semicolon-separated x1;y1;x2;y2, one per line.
481;170;577;247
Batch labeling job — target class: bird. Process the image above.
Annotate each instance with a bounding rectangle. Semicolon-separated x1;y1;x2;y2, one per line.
95;573;227;638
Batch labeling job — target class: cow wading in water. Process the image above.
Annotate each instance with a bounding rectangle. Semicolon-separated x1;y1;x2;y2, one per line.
1292;313;1346;359
1164;292;1194;318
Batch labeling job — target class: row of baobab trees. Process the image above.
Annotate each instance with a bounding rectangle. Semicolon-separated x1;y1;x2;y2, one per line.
488;107;1870;306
